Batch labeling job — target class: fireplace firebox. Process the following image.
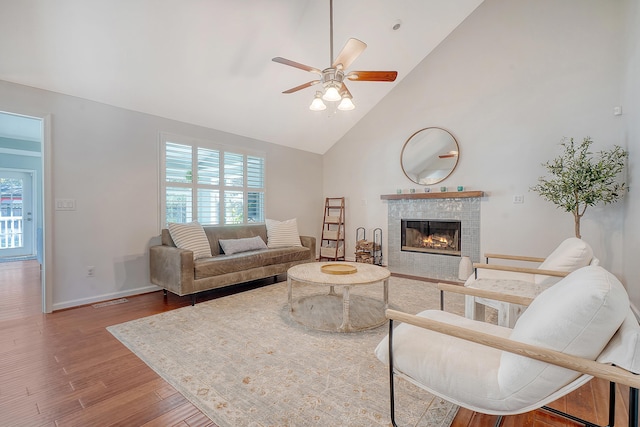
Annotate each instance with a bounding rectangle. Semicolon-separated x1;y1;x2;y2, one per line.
401;219;461;256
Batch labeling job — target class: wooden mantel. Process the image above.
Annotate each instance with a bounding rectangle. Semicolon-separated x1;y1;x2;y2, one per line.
380;191;484;200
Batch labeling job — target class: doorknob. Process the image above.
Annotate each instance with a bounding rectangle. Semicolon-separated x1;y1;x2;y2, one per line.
26;212;32;222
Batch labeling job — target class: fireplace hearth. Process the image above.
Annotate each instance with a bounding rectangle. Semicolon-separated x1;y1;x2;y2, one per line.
401;219;461;256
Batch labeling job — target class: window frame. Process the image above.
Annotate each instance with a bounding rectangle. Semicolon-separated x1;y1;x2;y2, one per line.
159;132;266;228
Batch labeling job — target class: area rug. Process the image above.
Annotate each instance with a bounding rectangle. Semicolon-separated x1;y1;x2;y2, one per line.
107;276;470;427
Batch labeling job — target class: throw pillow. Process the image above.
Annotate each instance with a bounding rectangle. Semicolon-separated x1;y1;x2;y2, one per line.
167;221;212;260
219;236;267;255
265;218;302;248
534;237;594;285
498;266;629;400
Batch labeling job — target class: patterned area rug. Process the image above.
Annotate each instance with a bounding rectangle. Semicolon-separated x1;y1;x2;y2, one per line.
108;276;473;427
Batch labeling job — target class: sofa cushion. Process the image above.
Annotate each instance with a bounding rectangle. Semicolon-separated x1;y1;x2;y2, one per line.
498;266;629;406
167;221;212;260
219;236;267;255
266;218;302;248
194;246;311;279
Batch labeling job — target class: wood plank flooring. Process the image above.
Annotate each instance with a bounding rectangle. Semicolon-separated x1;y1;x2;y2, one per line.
0;260;632;426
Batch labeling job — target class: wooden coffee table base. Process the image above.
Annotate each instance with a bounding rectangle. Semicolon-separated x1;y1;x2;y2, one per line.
290;291;387;332
287;262;391;333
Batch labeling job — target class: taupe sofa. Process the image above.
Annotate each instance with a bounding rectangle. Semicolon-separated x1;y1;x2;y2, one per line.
150;223;316;304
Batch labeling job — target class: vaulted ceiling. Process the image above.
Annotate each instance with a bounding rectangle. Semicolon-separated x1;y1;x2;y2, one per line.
0;0;483;154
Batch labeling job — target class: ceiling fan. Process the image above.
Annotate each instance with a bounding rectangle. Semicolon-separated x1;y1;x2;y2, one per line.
272;0;398;111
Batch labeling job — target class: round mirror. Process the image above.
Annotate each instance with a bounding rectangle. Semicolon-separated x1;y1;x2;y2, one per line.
400;127;460;185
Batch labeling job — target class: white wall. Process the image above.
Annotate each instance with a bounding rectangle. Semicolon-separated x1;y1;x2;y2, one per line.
0;80;323;310
324;0;633;299
622;0;640;307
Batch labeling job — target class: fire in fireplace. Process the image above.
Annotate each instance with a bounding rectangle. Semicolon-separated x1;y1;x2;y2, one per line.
401;219;461;256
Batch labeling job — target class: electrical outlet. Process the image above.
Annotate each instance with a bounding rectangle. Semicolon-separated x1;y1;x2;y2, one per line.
86;266;95;277
513;195;524;204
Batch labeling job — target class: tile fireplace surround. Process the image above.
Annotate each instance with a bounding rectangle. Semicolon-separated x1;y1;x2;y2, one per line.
381;192;483;282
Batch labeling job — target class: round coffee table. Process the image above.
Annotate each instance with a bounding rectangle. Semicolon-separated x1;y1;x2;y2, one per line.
287;262;391;332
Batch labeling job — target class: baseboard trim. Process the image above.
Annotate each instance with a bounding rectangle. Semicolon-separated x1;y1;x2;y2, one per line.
52;285;162;312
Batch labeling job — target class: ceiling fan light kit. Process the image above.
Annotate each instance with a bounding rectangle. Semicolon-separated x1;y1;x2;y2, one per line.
310;92;328;111
273;0;397;112
337;94;355;111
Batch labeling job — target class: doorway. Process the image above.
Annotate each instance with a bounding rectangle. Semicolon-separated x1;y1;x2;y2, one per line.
0;110;49;312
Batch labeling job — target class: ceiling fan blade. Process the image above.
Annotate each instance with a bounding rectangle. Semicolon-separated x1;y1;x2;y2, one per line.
272;57;322;75
282;80;321;94
346;71;398;82
332;38;367;70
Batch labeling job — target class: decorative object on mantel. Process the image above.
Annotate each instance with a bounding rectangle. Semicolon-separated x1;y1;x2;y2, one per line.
458;256;473;281
272;0;398;112
355;227;383;265
380;190;484;200
530;137;628;238
401;127;460;185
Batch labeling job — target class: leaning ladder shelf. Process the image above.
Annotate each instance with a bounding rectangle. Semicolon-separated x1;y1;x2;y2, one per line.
320;197;345;261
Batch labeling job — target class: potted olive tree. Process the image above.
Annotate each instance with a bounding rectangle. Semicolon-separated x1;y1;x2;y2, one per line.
530;137;628;238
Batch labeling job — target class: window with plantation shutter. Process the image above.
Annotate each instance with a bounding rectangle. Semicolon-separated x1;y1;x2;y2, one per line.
160;133;265;227
247;155;265;223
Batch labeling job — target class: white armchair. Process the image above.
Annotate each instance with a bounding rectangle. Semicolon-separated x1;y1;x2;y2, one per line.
465;237;597;327
376;266;640;426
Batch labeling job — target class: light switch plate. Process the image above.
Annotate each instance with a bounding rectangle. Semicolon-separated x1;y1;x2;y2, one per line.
55;198;76;211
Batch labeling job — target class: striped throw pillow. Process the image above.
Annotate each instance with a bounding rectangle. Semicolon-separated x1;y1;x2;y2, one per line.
265;218;302;248
167;221;212;260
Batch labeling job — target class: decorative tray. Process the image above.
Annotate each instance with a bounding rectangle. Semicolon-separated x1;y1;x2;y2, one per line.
321;264;357;275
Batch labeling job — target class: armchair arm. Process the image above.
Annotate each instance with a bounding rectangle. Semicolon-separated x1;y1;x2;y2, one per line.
385;309;640;389
484;253;546;263
473;263;569;278
437;283;534;306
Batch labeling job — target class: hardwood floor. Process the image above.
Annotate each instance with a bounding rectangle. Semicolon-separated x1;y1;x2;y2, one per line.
0;260;632;426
